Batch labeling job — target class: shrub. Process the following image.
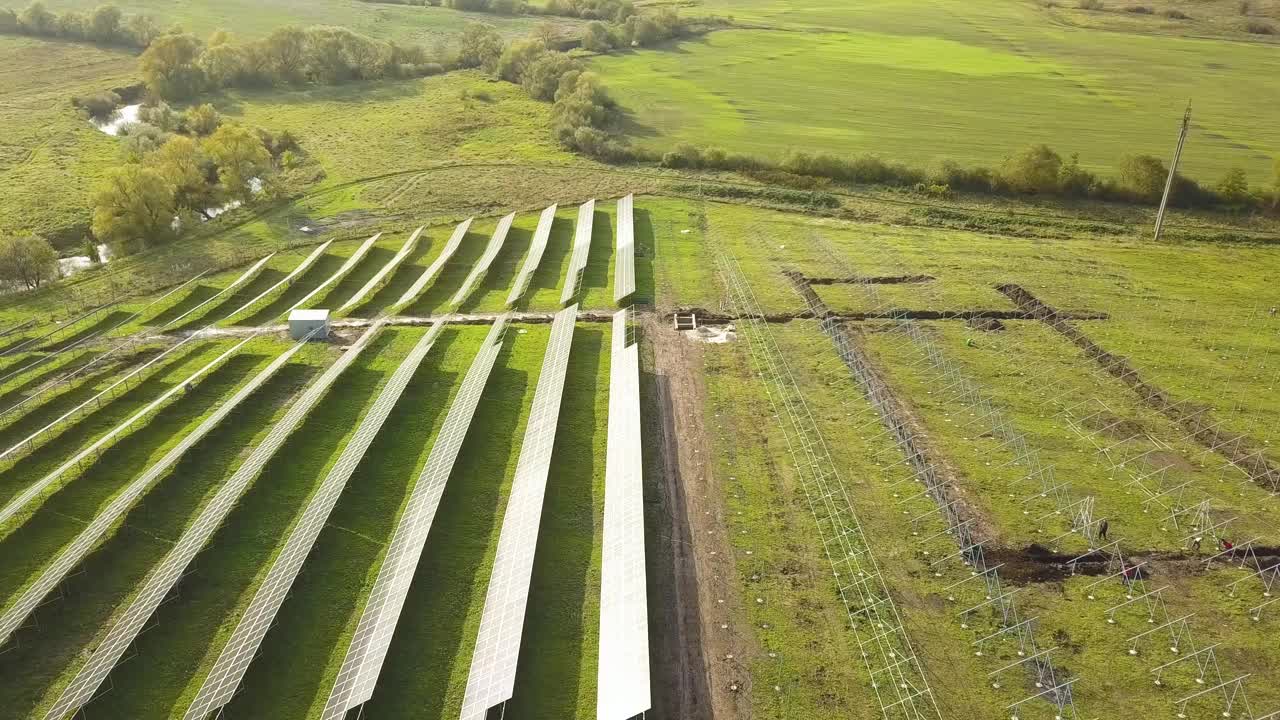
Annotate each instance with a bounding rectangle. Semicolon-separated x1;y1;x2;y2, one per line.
73;90;123;119
139;100;180;131
1245;20;1275;34
582;20;614;52
1001;144;1063;194
0;8;17;32
184;103;222;135
1162;8;1190;19
522;51;580;100
1238;0;1252;15
1076;0;1104;9
0;235;59;290
1122;5;1153;14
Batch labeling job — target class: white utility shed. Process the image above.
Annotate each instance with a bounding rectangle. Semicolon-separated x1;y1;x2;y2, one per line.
289;308;330;340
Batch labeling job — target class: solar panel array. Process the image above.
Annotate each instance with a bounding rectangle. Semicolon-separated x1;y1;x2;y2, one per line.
560;199;595;305
321;316;510;720
339;227;424;314
597;307;650;720
0;270;208;387
0;334;302;648
614;194;636;304
284;233;382;317
0;333;257;525
0;329;207;467
451;212;515;308
184;320;442;720
0;304;110;359
164;253;275;329
0;336;257;528
396;218;473;309
506;205;558;307
459;304;577;720
224;240;334;323
42;322;385;720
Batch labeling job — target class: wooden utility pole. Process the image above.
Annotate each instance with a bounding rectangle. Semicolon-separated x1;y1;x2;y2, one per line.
1153;101;1192;242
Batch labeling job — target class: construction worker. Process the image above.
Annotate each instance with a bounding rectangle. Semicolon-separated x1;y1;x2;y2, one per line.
1191;536;1203;553
1221;538;1235;558
1098;518;1109;542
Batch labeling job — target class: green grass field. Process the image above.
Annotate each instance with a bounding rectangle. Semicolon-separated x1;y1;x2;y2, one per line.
2;0;1280;713
594;0;1280;179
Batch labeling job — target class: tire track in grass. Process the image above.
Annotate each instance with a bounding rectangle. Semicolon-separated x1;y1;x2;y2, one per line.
0;360;321;717
221;328;471;720
506;326;609;718
0;354;272;603
357;327;545;720
0;343;228;508
64;332;399;719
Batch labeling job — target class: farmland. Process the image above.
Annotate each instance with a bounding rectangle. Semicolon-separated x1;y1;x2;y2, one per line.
593;0;1280;178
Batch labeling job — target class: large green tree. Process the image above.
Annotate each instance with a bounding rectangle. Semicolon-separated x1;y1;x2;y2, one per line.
140;33;207;98
147;135;222;216
18;1;56;35
88;4;122;43
204;124;270;201
91;166;177;249
456;22;504;71
0;235;58;290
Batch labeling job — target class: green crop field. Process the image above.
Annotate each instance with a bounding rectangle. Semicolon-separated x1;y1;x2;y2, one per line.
593;0;1280;179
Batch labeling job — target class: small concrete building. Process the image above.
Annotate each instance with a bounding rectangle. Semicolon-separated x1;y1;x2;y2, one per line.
289;308;330;341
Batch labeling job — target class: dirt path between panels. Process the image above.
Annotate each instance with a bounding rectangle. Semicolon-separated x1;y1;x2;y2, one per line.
648;316;750;720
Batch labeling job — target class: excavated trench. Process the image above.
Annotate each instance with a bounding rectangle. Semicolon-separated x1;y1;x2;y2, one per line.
803;274;936;286
673;308;1108;325
997;283;1280;493
985;543;1280;584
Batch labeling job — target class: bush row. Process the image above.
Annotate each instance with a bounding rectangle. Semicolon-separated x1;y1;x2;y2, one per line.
657;143;1280;211
137;26;454;99
670;183;840;208
0;2;160;49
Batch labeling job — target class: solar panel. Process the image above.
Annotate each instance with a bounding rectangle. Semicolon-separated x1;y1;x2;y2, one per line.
597;307;650;720
560;199;595;305
506;205;558;307
0;334;302;648
459;304;577;720
41;322;385;720
0;270;208;388
395;218;473;309
450;212;515;309
614;194;636;304
164;253;276;329
321;316;510;720
338;227;424;314
0;304;112;359
0;330;208;467
183;320;444;720
0;336;257;527
284;232;382;317
224;240;334;323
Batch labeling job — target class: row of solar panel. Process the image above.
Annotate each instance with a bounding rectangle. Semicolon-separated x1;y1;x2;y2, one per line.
3;196;641;720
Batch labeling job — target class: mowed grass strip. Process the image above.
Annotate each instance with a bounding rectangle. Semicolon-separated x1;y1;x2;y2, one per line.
506;325;610;717
0;341;234;508
357;324;548;719
0;347;328;718
218;326;478;719
0;349;276;602
67;329;414;719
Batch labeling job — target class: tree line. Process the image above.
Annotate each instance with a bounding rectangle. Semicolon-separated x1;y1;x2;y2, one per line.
657;143;1280;212
0;2;161;49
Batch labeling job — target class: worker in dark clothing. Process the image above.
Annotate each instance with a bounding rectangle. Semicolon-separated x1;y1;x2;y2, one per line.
1098;518;1109;542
